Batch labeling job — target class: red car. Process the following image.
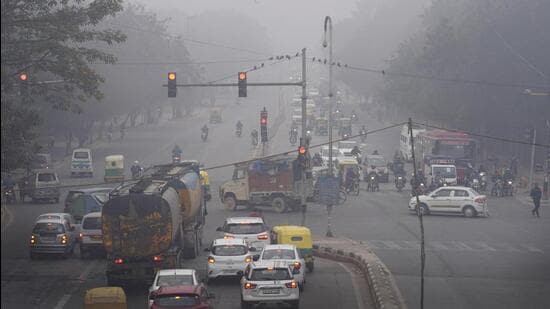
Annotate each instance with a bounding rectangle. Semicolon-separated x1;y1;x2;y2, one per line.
150;285;215;309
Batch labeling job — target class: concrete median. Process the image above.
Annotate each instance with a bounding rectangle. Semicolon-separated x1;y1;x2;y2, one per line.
313;237;407;309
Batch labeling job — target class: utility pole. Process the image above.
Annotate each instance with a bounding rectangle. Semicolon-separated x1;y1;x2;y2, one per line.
323;16;334;237
300;48;308;226
528;128;537;190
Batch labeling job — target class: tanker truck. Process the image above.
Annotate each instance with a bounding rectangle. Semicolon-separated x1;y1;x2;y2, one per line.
102;161;205;286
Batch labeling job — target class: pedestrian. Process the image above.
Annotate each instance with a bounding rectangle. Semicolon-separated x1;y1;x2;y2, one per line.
530;183;542;218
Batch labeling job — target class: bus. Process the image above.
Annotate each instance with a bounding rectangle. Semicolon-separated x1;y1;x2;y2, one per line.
414;129;478;184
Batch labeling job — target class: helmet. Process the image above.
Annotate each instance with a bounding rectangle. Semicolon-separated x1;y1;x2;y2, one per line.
134;161;139;164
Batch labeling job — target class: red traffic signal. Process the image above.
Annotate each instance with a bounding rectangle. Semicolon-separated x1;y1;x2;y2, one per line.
298;146;306;155
238;72;247;97
168;72;176;80
19;72;28;81
168;72;177;97
239;72;247;81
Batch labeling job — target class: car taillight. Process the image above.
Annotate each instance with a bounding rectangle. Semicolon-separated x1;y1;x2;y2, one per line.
208;256;215;264
114;258;124;264
245;255;252;263
244;282;257;289
285;281;298;289
293;261;301;270
257;233;268;240
474;197;486;204
152;255;163;262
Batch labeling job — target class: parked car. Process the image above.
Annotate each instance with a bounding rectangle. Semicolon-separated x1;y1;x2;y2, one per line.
256;244;306;291
149;285;215;309
21;169;61;203
205;238;255;282
408;186;488;218
71;148;93;177
240;261;300;309
79;212;104;258
148;269;200;308
29;217;77;259
216;217;270;251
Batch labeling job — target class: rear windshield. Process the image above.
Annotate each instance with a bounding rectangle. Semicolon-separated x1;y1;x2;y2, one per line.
37;173;56;182
73;151;89;159
82;217;101;230
261;249;296;260
225;223;265;234
153;294;200;307
33;222;65;234
157;275;194;287
212;245;247;256
250;268;291;281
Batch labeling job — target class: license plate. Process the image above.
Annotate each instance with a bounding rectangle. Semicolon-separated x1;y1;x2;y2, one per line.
41;237;56;243
91;235;102;241
262;289;280;294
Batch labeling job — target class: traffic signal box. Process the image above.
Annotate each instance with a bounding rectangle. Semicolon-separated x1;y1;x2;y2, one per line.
19;72;28;96
260;108;268;143
238;72;247;97
168;72;177;97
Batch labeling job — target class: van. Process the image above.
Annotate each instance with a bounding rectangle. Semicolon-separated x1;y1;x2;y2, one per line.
71;148;93;177
79;212;104;258
22;170;61;203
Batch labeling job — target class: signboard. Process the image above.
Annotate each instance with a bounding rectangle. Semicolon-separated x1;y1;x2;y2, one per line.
317;176;340;205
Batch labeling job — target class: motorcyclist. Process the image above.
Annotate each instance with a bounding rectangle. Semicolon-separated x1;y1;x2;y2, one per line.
351;146;361;157
250;129;259;145
344;168;358;191
172;145;182;157
2;174;17;203
202;124;209;134
131;161;142;178
312;153;323;167
236;120;243;131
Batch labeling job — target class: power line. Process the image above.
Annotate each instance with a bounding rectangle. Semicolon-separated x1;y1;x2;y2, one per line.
91;59;270;66
412;121;550;148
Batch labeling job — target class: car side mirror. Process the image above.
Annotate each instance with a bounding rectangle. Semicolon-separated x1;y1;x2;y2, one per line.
208;293;216;299
253;254;260;261
237;270;244;277
216;227;223;232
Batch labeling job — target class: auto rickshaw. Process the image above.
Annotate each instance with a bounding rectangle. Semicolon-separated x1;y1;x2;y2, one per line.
104;155;124;182
209;107;222;124
336;157;361;193
314;117;328;136
84;287;127;309
271;225;314;272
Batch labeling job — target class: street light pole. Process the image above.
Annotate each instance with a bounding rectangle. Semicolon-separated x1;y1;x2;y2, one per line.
323;16;334;238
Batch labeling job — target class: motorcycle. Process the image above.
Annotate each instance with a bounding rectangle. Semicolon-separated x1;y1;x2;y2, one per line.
395;175;406;192
366;173;379;192
351;113;358;122
4;186;16;204
412;182;426;196
201;131;208;142
344;178;360;196
236;127;242;137
502;179;514;196
479;172;488;191
172;154;181;164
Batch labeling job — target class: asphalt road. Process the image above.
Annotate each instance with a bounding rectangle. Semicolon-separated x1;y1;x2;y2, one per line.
1;82;365;309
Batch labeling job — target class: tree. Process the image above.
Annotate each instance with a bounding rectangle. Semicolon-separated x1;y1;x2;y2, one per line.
1;0;126;171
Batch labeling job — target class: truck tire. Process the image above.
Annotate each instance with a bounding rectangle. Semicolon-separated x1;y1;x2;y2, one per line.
272;197;287;213
224;195;237;211
182;232;199;259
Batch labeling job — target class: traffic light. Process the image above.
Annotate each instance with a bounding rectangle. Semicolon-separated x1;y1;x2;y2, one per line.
297;145;307;168
168;72;177;97
19;71;28;96
260;108;268;143
238;72;247;97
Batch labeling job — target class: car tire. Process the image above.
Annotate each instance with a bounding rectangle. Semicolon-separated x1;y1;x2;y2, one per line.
417;203;429;215
224;196;237;211
463;206;476;218
272;197;287;213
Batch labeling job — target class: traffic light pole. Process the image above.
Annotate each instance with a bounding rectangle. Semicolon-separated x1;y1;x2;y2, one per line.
300;48;308;227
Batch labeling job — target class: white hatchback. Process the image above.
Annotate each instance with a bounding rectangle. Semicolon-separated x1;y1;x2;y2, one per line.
147;269;200;308
257;244;306;291
216;217;270;250
409;186;489;217
206;238;255;281
240;261;300;309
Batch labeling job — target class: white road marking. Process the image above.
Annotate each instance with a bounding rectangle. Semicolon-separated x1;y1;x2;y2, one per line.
520;244;544;253
380;240;404;250
337;261;367;309
79;260;97;281
52;294;71;309
361;240;544;254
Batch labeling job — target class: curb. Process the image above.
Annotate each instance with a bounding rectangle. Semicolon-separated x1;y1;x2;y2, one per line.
313;238;407;309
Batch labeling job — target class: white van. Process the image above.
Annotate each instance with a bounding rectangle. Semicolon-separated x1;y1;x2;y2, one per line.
71;148;93;177
400;124;425;162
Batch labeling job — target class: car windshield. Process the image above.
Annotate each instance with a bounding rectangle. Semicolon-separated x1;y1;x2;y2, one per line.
157;275;194;287
37;173;56;182
153;294;200;307
73;151;89;159
367;158;385;166
433;166;456;178
92;192;109;204
212;245;247;256
82;217;101;230
250;268;291;281
36;214;61;221
33;222;64;234
262;249;296;260
225;223;265;234
66;191;83;203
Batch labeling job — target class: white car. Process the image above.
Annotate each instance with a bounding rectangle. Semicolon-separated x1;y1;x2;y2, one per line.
216;217;270;250
148;269;200;308
257;244;306;291
206;238;255;281
240;261;300;309
409;186;488;218
79;212;103;258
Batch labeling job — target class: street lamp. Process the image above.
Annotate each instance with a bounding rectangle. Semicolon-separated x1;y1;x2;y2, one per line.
323;16;334;238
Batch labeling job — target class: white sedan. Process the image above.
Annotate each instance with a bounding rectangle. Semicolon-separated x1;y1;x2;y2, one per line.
409;186;489;217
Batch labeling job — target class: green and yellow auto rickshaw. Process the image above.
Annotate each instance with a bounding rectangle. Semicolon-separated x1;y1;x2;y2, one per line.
271;225;314;272
104;155;124;183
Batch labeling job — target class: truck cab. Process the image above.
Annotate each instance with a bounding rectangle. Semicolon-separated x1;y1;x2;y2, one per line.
219;164;249;211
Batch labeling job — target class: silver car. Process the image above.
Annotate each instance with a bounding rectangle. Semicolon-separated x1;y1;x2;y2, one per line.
29;218;77;259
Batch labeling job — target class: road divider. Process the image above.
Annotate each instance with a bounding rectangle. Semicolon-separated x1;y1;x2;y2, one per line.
313;237;407;309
